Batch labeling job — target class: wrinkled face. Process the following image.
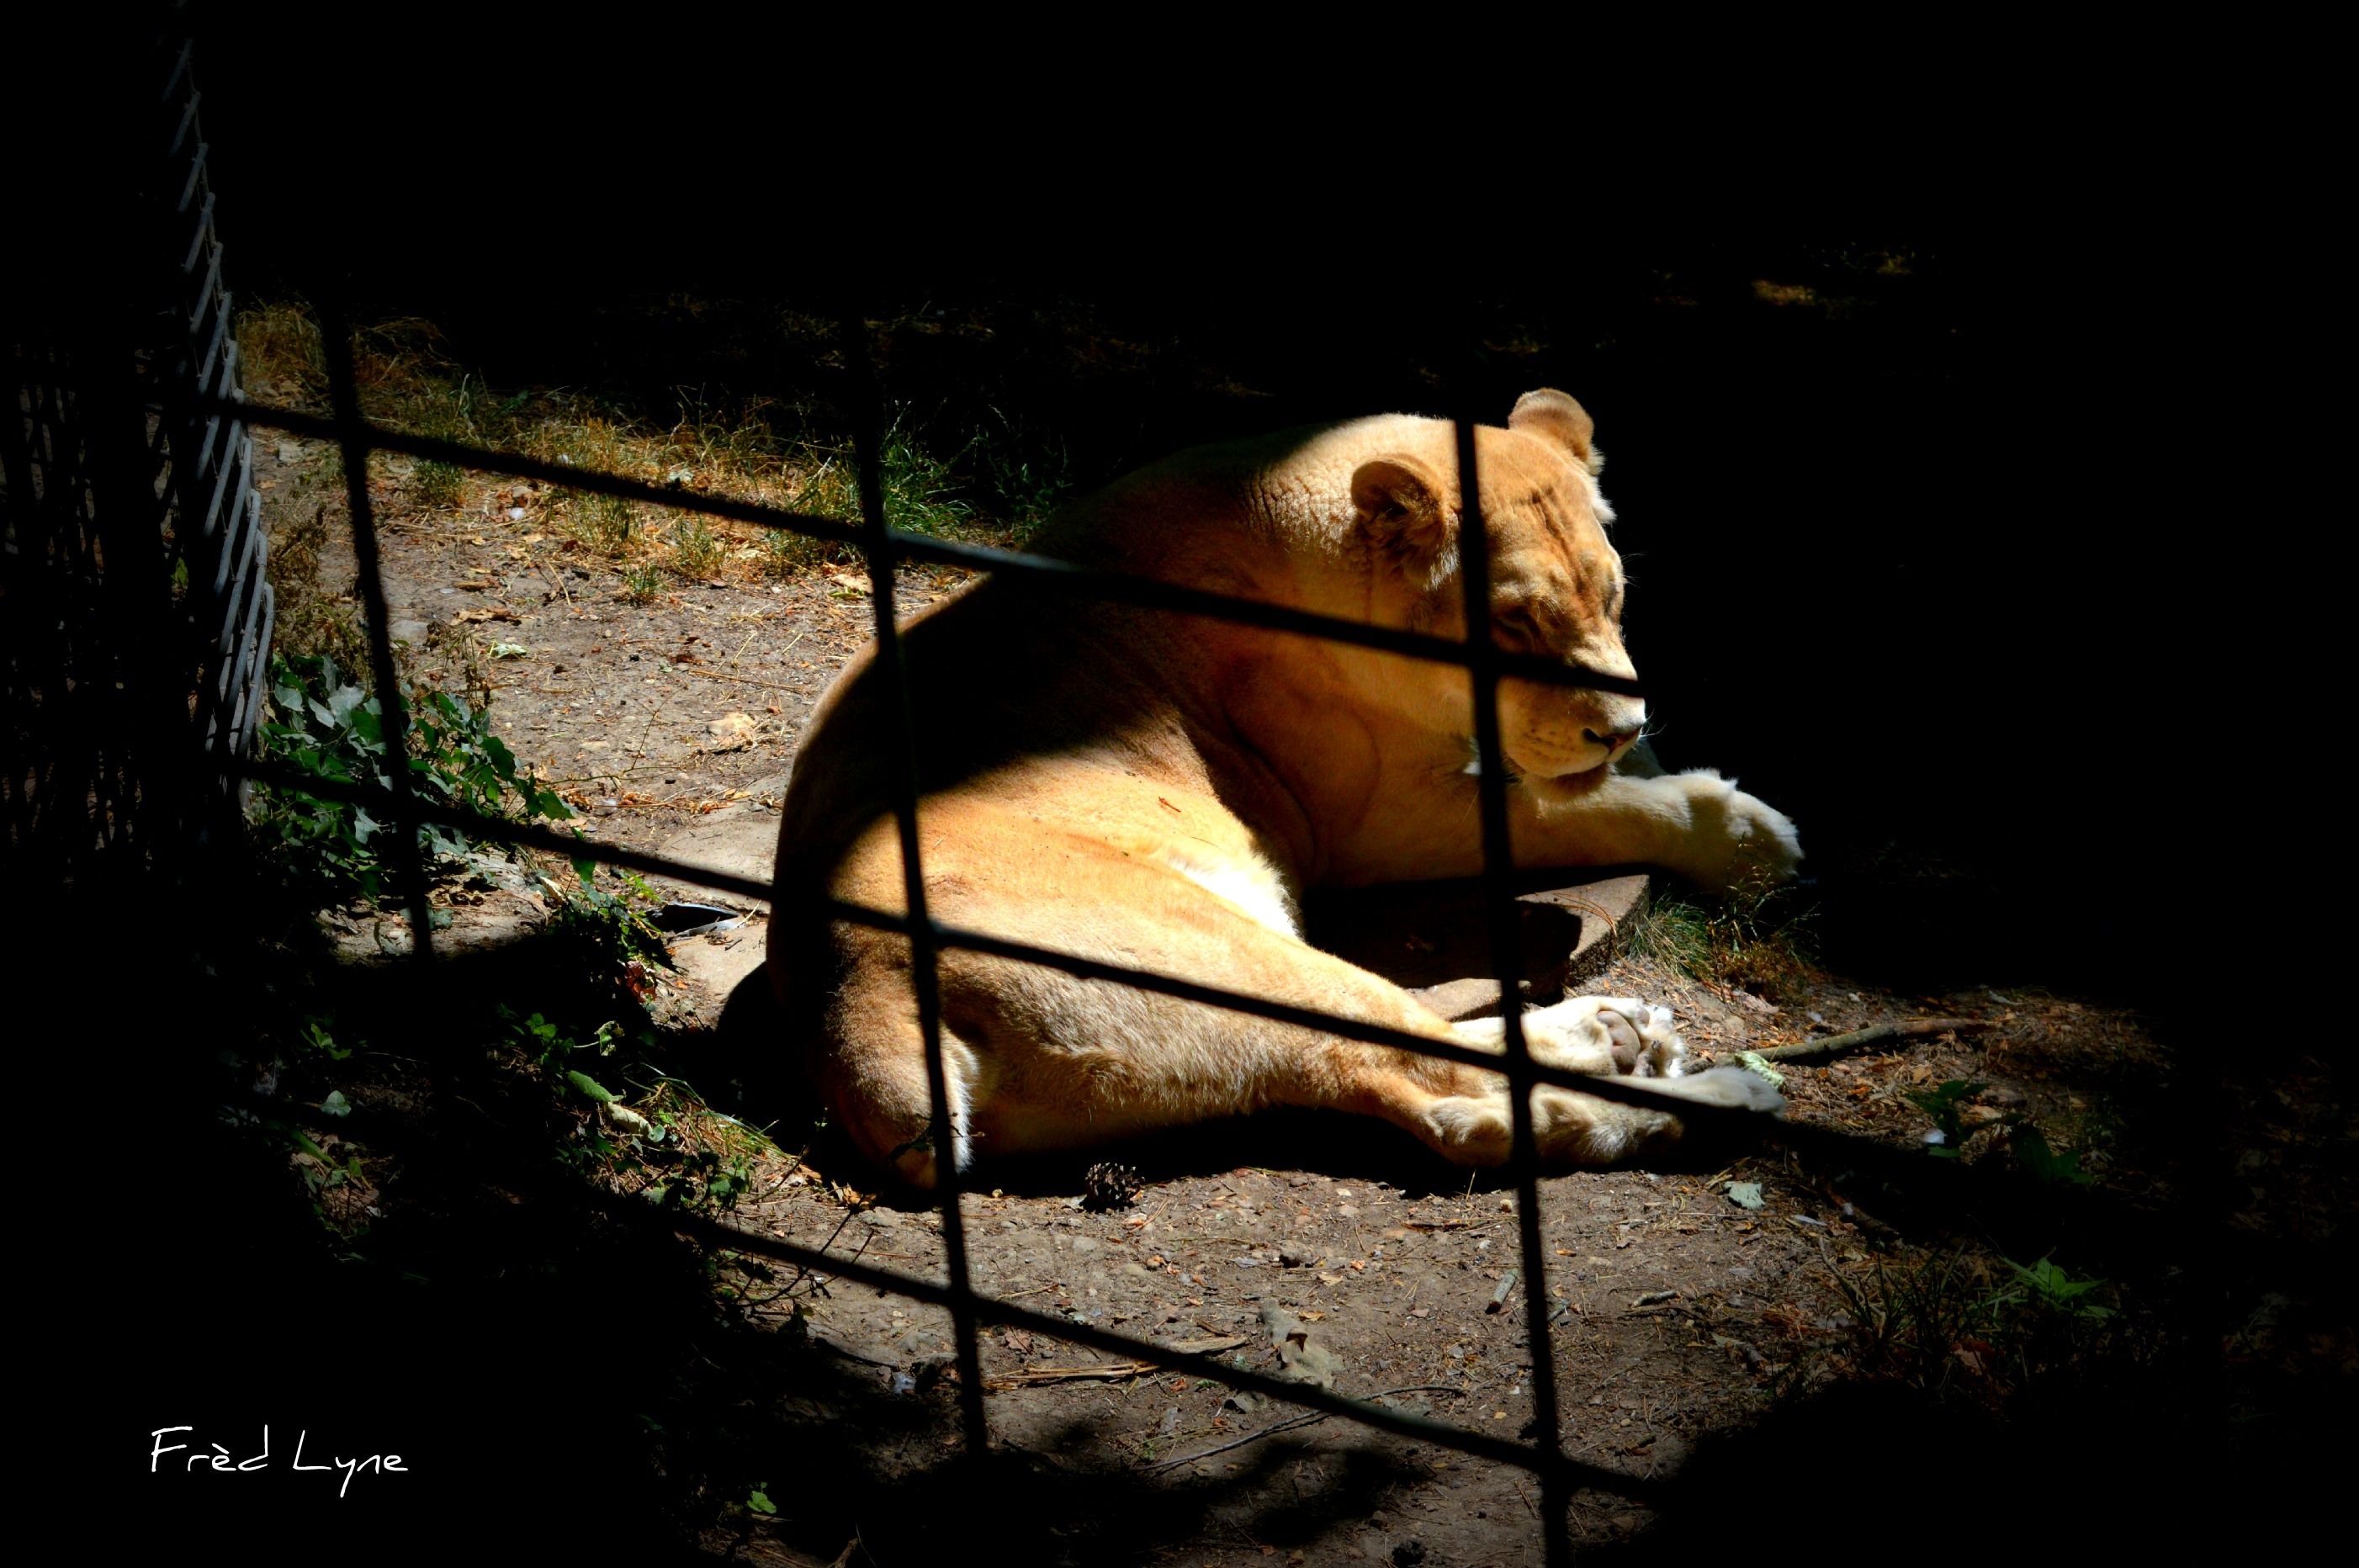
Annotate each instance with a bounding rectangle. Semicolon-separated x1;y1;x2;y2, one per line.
1349;392;1646;789
1483;486;1644;783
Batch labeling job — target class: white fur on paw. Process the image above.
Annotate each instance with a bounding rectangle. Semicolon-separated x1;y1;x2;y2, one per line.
1668;770;1805;891
1523;995;1688;1078
1611;1001;1688;1078
1426;1095;1512;1162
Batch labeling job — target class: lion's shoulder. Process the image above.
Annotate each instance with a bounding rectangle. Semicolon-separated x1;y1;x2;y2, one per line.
1025;411;1460;568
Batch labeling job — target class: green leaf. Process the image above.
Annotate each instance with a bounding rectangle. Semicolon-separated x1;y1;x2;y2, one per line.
565;1070;618;1104
745;1487;777;1516
1905;1079;1985;1118
2011;1123;2095;1185
320;1090;352;1118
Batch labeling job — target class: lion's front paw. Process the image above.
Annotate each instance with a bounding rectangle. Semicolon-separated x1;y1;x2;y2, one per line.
1666;771;1802;893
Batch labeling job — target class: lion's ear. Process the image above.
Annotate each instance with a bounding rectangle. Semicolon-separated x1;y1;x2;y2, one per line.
1350;457;1450;563
1509;389;1602;475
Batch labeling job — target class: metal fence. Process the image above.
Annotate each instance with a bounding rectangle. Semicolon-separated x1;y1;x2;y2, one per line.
0;18;2230;1561
203;313;1852;1562
3;29;268;883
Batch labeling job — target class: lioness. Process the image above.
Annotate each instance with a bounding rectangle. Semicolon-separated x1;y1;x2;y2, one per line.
769;390;1800;1189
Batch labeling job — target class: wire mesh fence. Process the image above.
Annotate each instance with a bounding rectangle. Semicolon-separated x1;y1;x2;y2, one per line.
192;313;1825;1566
11;35;1989;1559
3;29;269;883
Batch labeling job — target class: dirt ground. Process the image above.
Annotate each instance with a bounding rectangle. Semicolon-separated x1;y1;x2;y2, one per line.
237;416;2345;1567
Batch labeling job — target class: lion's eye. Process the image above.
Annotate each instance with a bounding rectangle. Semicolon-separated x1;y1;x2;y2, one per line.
1494;604;1544;647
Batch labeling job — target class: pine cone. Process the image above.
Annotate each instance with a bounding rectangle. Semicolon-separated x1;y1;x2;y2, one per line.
1081;1161;1143;1210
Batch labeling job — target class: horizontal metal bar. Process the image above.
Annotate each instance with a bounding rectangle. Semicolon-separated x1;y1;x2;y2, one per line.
206;396;1645;697
655;1204;1656;1498
232;756;1785;1123
246;735;2007;1186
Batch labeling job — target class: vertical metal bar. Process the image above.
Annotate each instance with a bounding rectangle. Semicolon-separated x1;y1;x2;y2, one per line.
1453;418;1573;1567
320;302;435;963
837;310;989;1453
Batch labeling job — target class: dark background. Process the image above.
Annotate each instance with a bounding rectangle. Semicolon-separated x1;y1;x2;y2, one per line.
169;12;2192;1008
30;11;2274;1552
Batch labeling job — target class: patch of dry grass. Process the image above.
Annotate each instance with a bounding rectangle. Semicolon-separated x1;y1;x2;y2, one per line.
1634;882;1822;1002
238;300;1064;599
264;499;368;670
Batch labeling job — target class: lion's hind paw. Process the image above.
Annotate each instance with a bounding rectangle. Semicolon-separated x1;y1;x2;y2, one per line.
1524;994;1688;1079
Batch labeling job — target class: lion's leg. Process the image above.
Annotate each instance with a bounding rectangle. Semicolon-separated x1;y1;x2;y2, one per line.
842;861;1776;1181
1506;770;1804;893
817;955;992;1191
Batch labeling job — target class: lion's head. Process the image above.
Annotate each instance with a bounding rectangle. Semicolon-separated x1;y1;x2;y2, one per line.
1346;389;1645;792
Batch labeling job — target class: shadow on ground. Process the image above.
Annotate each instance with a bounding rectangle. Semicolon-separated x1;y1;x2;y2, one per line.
61;856;2338;1562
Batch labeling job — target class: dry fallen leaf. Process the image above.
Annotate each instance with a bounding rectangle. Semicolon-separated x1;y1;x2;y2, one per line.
1260;1305;1342;1389
1166;1334;1249;1355
706;712;759;751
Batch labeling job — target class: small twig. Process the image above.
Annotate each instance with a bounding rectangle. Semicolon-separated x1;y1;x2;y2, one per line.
808;1332;896;1370
986;1360;1160;1388
1141;1385;1466;1475
1744;1017;1990;1063
774;1204;864;1300
662;662;812;693
1486;1268;1521;1314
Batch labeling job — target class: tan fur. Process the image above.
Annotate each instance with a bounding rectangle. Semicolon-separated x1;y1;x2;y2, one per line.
769;390;1801;1187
